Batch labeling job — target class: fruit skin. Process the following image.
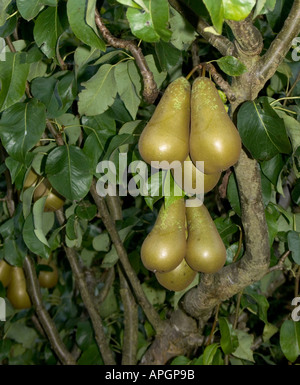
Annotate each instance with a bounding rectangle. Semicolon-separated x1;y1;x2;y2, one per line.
190;77;241;175
186;203;226;274
138;77;191;169
7;267;31;309
34;179;65;212
155;258;197;291
141;198;186;273
0;259;12;288
23;169;39;189
172;155;221;195
38;262;59;289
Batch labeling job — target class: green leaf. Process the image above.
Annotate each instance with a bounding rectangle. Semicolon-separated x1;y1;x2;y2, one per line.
155;41;182;73
23;213;51;259
127;0;171;43
170;356;190;365
77;344;103;365
56;114;81;145
141;282;166;305
67;0;105;51
0;52;30;112
31;72;77;118
227;172;241;216
114;61;141;119
46;145;93;201
219;317;239;354
92;232;110;252
0;0;11;27
33;6;64;58
169;9;197;50
203;0;224;34
216;56;247;76
237;101;292;161
116;0;141;8
78;64;117;116
33;196;50;247
145;54;167;89
16;0;44;20
223;0;256;21
254;0;276;17
202;343;220;365
0;99;46;163
280;320;300;363
260;154;284;186
232;329;255;362
75;203;97;220
3;237;27;267
287;231;300;264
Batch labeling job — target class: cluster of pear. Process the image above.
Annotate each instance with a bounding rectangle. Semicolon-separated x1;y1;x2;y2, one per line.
138;75;242;291
141;198;227;291
23;169;65;212
0;259;58;309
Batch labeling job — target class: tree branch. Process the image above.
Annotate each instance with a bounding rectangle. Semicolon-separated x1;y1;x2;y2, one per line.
118;265;139;365
183;150;270;322
23;255;76;365
90;179;164;332
94;8;159;104
258;0;300;83
168;0;235;57
55;210;116;365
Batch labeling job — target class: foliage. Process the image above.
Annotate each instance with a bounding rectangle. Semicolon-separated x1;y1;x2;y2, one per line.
0;0;299;366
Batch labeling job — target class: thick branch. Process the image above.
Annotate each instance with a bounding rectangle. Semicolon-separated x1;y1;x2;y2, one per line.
118;265;139;365
258;0;300;83
90;179;164;332
95;9;158;104
226;15;264;56
168;0;235;57
23;256;76;365
55;210;116;365
183;150;270;321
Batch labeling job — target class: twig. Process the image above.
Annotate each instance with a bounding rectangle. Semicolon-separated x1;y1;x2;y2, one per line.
55;210;116;365
90;179;164;332
206;63;237;102
258;0;300;84
168;0;235;57
219;169;232;199
98;267;115;304
294;266;300;297
205;304;220;346
284;71;300;106
23;256;76;365
268;251;291;273
118;265;138;365
94;9;158;104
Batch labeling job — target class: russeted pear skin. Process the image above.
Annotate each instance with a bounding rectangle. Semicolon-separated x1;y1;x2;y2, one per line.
7;267;31;309
190;77;241;174
0;259;12;288
155;258;197;291
141;199;186;273
138;77;190;169
172;155;221;195
186;204;226;274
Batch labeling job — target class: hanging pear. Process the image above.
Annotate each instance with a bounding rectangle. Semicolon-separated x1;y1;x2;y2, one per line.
141;198;186;273
190;77;241;174
138;77;191;169
7;267;31;309
186;203;226;274
155;258;197;291
172;155;221;195
0;259;12;288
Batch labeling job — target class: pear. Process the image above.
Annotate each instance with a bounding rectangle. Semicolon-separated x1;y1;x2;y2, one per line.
0;259;12;288
141;198;186;273
172;155;221;195
138;77;191;169
190;77;241;174
186;203;226;274
34;179;65;212
7;267;31;309
155;258;197;291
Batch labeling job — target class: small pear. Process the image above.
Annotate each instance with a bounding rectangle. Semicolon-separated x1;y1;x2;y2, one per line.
34;179;65;212
155;258;197;291
186;203;226;274
190;77;241;174
138;77;191;169
141;198;186;273
0;259;12;288
172;155;221;195
7;267;31;309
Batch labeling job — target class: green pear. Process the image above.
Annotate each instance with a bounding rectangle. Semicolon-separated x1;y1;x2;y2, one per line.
190;77;241;174
138;77;191;169
186;203;226;274
141;198;186;273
